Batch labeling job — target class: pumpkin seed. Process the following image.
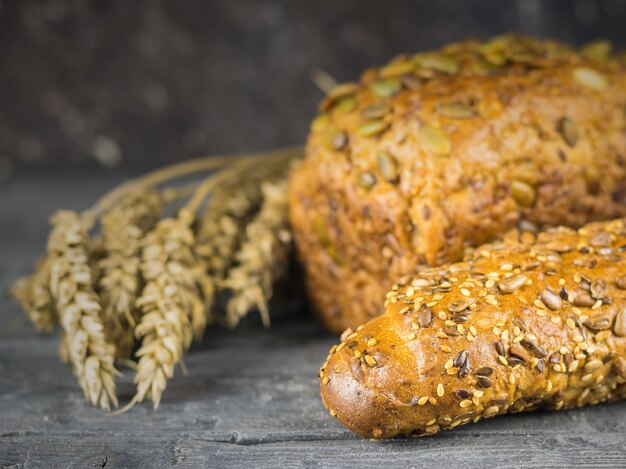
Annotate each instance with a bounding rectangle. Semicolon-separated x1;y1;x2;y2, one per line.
370;79;402;98
419;124;451;156
437;103;475;119
380;61;415;79
417;55;459;74
580;40;612;61
573;67;608;92
327;82;359;100
362;103;389;119
511;180;535;206
335;96;356;113
377;152;398;182
356;120;389;137
310;113;330;132
557;117;578;147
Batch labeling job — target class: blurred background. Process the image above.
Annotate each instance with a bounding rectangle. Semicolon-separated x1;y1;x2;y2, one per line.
1;0;625;178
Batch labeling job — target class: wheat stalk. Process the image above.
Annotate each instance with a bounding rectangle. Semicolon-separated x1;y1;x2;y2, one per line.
97;187;163;358
47;210;120;411
223;178;291;328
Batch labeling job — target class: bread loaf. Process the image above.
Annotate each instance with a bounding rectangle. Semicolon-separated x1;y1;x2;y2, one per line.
320;218;626;438
289;35;626;333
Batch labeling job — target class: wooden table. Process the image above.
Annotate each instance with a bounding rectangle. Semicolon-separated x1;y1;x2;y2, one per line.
2;171;626;468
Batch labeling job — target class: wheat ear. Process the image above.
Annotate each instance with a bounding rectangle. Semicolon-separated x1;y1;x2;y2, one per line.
98;187;163;358
223;178;291;328
11;257;57;333
124;208;207;410
47;210;120;410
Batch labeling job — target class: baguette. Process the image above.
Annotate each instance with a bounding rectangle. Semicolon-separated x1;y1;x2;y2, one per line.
320;218;626;438
289;35;626;333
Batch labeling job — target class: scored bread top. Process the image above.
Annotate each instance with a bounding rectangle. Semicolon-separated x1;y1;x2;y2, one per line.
289;35;626;333
320;218;626;438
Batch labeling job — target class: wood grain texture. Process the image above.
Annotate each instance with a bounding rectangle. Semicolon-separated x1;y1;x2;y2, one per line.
1;171;626;468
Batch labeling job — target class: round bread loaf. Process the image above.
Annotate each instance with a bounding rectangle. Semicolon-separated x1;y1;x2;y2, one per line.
289;35;626;333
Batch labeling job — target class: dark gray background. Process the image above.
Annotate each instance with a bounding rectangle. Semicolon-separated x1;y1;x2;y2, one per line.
1;0;626;178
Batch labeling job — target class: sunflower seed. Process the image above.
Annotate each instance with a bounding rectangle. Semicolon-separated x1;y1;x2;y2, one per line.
540;289;561;310
557;117;578;147
613;307;626;337
498;274;527;293
448;297;475;313
477;375;493;388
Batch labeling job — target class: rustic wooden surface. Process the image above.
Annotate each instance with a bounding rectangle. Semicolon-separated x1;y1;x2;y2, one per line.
2;171;626;468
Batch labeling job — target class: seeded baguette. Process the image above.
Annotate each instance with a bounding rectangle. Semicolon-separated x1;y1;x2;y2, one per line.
320;218;626;439
289;35;626;333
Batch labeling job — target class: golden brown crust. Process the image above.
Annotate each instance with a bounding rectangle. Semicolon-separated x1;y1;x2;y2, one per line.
320;218;626;438
289;35;626;333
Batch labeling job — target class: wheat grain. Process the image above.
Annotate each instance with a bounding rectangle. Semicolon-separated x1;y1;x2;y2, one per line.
98;187;162;358
223;179;291;328
47;210;120;410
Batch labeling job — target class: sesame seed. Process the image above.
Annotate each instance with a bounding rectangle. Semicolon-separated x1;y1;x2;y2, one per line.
546;381;553;392
498;355;509;366
407;333;417;341
560;347;569;355
429;397;438;405
444;358;454;369
367;338;378;347
426;418;437;426
501;330;510;341
437;383;445;397
461;288;471;297
418;396;429;406
447;367;460;375
460;399;473;408
437;331;448;339
406;287;415;297
438;311;447;320
470;326;477;336
566;318;576;330
592;299;603;310
551;316;561;324
329;409;336;417
573;335;584;342
441;345;452;353
399;306;410;315
322;376;330;385
354;350;362;358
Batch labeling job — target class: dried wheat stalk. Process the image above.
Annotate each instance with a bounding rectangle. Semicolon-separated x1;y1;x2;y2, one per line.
222;179;291;328
97;187;162;358
47;210;120;411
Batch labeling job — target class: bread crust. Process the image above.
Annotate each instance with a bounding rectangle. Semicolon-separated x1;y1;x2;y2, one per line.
320;218;626;438
289;35;626;333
